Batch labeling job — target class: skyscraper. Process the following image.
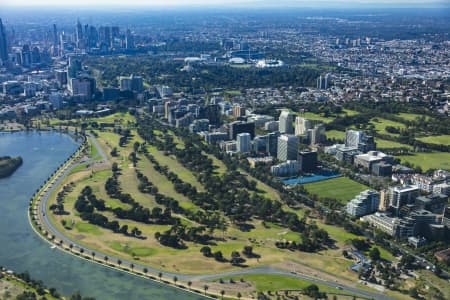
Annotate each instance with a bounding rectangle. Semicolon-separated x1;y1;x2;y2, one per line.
277;134;299;161
345;129;376;152
310;124;326;145
76;20;83;48
0;18;8;62
279;111;294;134
295;116;312;136
236;133;251;153
125;29;134;50
52;24;58;47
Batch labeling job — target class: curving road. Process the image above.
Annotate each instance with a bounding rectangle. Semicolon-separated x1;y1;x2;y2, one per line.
33;134;393;300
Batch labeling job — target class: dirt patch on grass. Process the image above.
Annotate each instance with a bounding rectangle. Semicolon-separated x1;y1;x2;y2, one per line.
74;234;86;240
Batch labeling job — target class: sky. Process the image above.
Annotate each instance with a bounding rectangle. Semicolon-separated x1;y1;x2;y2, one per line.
0;0;448;8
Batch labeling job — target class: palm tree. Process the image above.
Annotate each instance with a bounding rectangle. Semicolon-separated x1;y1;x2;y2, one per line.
91;252;96;260
203;285;208;295
220;290;225;299
187;281;192;290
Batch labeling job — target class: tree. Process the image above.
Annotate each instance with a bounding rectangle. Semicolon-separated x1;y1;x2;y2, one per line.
173;276;178;285
117;259;122;266
158;272;163;281
220;290;225;299
134;141;140;153
200;246;212;257
214;251;224;262
369;247;381;261
237;292;242;299
187;281;192;290
243;245;253;257
203;284;208;295
111;147;118;157
143;268;148;274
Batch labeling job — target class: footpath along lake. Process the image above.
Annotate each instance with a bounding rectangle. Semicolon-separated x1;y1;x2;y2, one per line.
0;131;205;300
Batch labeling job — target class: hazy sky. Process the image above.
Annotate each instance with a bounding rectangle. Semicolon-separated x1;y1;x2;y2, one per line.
0;0;447;7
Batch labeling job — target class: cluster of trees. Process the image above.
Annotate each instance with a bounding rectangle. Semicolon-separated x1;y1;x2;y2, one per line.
274;232;327;253
85;55;322;91
74;185;141;237
113;128;132;147
137;115;330;253
199;246;248;266
0;156;23;178
154;223;212;249
303;284;327;299
105;164;176;226
50;183;73;215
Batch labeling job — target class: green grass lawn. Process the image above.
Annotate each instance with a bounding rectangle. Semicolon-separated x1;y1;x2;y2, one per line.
370;118;406;137
304;177;369;204
109;241;157;257
376;138;413;150
218;274;348;295
317;223;359;245
300;112;335;124
74;222;102;235
396;152;450;171
69;162;90;175
397;113;428;122
94;112;135;125
326;130;345;141
416;135;450;146
88;137;102;160
342;109;359;116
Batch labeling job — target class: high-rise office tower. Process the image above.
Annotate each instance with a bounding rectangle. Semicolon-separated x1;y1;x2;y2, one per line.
236;133;251;153
266;132;280;157
206;104;221;127
345;129;376;152
21;45;31;67
76;20;83;47
52;24;58;47
125;29;134;50
0;18;8;62
277;134;299;161
310;124;326;145
279;111;294;134
295;116;312;136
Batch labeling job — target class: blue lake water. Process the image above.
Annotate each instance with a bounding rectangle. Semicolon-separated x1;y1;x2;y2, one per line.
0;131;205;300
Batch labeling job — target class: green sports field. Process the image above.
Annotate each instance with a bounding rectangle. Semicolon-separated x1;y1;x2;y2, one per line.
304;177;369;204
